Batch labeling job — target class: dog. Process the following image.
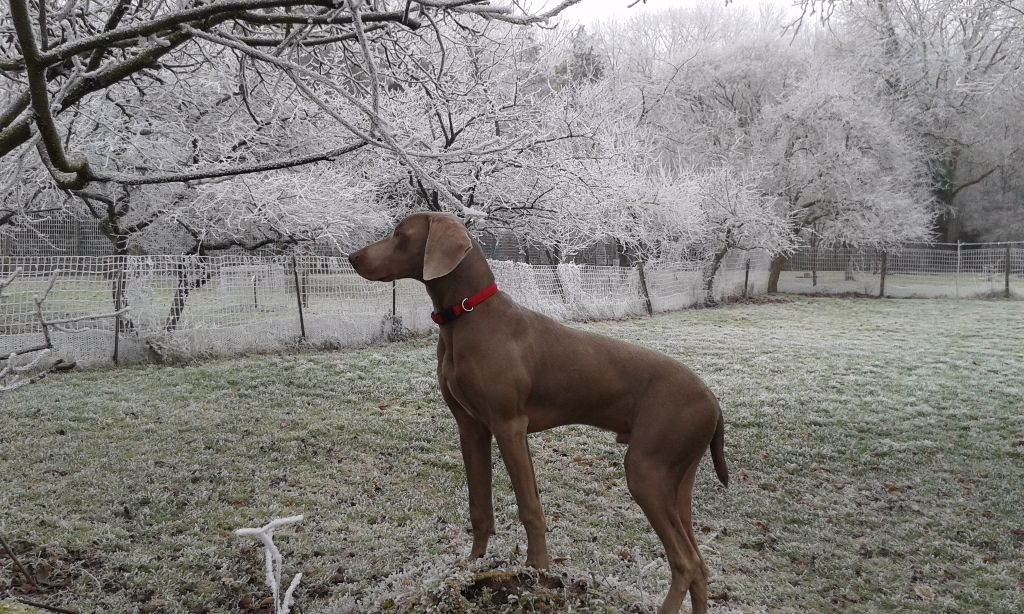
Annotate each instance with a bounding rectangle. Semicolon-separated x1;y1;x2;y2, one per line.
349;212;728;613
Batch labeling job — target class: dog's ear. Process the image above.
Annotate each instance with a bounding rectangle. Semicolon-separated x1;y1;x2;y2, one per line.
423;215;473;280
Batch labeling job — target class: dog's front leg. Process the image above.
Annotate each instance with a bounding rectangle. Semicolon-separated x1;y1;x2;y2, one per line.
447;399;496;559
493;419;549;569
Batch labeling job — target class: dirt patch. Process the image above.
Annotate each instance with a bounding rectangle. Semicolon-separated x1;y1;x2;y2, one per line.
0;539;102;613
789;291;878;299
460;570;586;607
0;540;96;594
718;294;795;305
390;567;615;613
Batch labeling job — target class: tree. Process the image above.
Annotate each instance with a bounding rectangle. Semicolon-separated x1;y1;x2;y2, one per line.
0;0;581;204
2;1;586;331
589;0;802;287
797;0;1024;241
754;68;936;292
597;1;804;173
689;167;791;304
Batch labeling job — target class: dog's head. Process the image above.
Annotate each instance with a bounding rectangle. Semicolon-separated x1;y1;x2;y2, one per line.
349;213;473;282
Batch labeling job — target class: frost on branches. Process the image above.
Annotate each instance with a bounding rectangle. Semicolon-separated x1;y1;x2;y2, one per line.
236;515;305;614
0;0;584;205
755;69;937;290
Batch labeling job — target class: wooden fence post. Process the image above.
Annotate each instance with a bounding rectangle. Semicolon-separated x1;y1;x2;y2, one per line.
743;257;751;298
810;241;818;287
637;262;653;315
878;251;887;298
112;256;124;364
1006;243;1012;299
955;240;962;298
291;256;306;340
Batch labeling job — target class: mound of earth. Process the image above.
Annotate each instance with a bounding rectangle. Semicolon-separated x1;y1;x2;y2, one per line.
390;568;626;613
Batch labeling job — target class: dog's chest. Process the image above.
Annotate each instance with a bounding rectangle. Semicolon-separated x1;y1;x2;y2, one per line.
438;356;491;423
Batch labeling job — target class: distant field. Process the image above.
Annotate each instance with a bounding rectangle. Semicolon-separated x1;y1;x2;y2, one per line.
778;270;1021;298
2;297;1022;612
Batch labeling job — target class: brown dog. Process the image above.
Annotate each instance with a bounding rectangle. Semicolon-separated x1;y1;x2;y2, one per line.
349;212;728;614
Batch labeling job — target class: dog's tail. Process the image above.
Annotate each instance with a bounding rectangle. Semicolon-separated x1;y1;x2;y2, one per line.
710;409;729;487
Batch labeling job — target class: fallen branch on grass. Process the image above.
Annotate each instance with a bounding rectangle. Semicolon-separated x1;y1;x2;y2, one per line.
236;515;305;614
0;533;34;590
8;595;79;614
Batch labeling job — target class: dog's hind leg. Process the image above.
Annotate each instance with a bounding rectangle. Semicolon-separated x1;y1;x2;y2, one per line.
626;450;705;614
677;461;709;612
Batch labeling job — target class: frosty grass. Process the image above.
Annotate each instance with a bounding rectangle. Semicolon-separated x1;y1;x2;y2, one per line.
1;297;1022;612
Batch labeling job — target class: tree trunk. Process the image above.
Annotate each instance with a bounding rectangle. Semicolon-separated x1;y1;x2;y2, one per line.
767;254;787;294
637;261;653;315
545;247;568;304
110;239;135;334
165;259;211;331
878;251;888;298
943;209;961;243
1005;244;1012;299
615;239;630;268
844;246;855;281
165;266;192;332
703;247;728;306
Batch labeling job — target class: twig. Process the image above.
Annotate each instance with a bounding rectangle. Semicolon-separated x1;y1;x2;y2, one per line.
11;595;79;614
0;533;34;589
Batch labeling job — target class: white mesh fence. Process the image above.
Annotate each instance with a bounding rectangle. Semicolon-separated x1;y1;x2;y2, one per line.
0;251;768;369
780;242;1024;298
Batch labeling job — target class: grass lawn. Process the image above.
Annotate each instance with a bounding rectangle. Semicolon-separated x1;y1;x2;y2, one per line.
1;297;1022;613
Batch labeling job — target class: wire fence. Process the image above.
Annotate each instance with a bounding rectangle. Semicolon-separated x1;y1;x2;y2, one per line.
0;251;768;368
780;242;1024;298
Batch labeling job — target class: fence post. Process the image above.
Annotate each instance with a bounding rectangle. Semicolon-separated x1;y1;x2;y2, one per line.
955;240;962;298
1006;243;1012;299
112;256;124;364
810;241;818;287
291;256;306;340
743;257;750;298
637;262;653;315
878;251;887;298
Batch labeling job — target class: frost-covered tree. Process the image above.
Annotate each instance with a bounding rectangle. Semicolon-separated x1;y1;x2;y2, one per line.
0;0;580;204
798;0;1024;241
492;79;652;262
351;20;651;261
754;69;936;292
597;1;804;173
688;167;791;304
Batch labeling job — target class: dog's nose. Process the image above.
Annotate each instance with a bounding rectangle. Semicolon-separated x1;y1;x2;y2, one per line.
348;251;361;267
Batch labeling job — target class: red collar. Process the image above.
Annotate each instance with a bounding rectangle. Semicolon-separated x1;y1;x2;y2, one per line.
431;282;498;325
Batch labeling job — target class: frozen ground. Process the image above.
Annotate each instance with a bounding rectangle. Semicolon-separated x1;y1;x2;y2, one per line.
1;297;1022;612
